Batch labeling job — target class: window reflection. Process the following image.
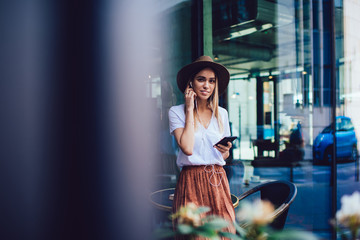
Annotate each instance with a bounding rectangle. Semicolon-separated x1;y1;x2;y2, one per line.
152;0;360;238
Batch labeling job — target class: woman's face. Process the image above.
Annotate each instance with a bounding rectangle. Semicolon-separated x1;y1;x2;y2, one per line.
191;68;216;101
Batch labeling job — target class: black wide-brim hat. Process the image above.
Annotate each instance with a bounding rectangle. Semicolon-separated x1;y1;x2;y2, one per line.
176;56;230;95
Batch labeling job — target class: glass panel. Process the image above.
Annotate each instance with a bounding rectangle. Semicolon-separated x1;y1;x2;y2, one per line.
150;0;360;238
152;0;194;189
211;0;332;237
337;0;360;239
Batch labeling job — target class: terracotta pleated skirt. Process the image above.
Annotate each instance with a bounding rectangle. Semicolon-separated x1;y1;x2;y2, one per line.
172;165;235;239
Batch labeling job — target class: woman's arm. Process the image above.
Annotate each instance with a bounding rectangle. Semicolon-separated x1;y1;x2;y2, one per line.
173;109;194;155
173;85;196;156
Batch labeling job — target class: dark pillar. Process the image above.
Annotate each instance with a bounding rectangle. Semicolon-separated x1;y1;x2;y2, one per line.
192;0;203;60
273;77;279;158
256;76;264;140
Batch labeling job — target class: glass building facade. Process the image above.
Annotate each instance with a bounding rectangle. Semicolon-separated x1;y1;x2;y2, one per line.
153;0;360;238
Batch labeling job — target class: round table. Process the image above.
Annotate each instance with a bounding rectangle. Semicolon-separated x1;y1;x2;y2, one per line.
150;188;240;212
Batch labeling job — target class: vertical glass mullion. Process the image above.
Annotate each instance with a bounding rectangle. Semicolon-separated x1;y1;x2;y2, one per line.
329;0;337;239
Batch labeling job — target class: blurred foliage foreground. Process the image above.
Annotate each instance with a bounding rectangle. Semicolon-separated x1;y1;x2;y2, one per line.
153;200;317;240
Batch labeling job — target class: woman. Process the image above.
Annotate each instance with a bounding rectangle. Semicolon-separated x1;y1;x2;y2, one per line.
168;56;235;236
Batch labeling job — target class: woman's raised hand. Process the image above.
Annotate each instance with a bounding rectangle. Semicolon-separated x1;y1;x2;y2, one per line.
184;84;197;110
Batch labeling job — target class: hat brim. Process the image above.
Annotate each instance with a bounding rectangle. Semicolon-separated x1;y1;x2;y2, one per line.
177;61;230;95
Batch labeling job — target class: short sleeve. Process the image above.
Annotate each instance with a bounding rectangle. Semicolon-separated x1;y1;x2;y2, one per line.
169;106;185;135
221;108;231;137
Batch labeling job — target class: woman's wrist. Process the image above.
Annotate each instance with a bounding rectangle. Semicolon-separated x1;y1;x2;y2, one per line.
186;106;194;113
185;119;194;126
223;151;230;160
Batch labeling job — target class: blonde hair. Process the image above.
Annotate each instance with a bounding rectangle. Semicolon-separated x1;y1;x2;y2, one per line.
187;68;224;133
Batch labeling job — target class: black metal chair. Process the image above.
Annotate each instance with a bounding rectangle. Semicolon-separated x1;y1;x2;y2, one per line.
237;180;297;230
252;139;279;159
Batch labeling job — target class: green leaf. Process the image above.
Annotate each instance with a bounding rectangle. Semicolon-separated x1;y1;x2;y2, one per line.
233;222;247;237
219;231;244;240
152;228;176;239
196;206;211;214
267;229;318;240
177;224;194;235
194;229;218;238
203;218;229;230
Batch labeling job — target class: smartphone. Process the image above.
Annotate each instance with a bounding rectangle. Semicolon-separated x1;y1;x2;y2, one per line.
214;136;237;147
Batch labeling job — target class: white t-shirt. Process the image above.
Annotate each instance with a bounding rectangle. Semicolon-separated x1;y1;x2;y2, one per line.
168;104;231;167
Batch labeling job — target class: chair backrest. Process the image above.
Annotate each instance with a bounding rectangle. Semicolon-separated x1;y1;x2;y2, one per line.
252;139;279;158
238;180;297;230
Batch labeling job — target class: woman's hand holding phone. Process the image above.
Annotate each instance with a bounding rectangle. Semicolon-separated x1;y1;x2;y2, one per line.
213;136;236;160
214;141;232;160
184;83;197;110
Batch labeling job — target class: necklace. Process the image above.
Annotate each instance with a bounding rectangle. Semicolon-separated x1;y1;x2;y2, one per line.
195;100;212;129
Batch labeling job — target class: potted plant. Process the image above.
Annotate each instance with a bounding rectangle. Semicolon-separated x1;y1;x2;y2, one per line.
154;201;317;240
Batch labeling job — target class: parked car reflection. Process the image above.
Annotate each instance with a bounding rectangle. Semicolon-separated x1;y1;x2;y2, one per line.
313;116;358;164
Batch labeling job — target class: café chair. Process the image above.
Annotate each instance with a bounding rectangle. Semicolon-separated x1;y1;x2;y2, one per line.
237;180;297;230
150;188;240;212
252;139;278;159
149;188;240;228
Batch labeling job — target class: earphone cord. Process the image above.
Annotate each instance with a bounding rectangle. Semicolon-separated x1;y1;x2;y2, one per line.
204;165;223;187
195;100;222;187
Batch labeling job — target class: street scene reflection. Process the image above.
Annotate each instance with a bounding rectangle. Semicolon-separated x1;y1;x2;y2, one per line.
150;0;360;239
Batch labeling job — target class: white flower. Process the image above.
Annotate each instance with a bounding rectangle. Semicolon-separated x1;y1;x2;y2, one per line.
175;203;203;227
336;191;360;227
237;199;275;225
